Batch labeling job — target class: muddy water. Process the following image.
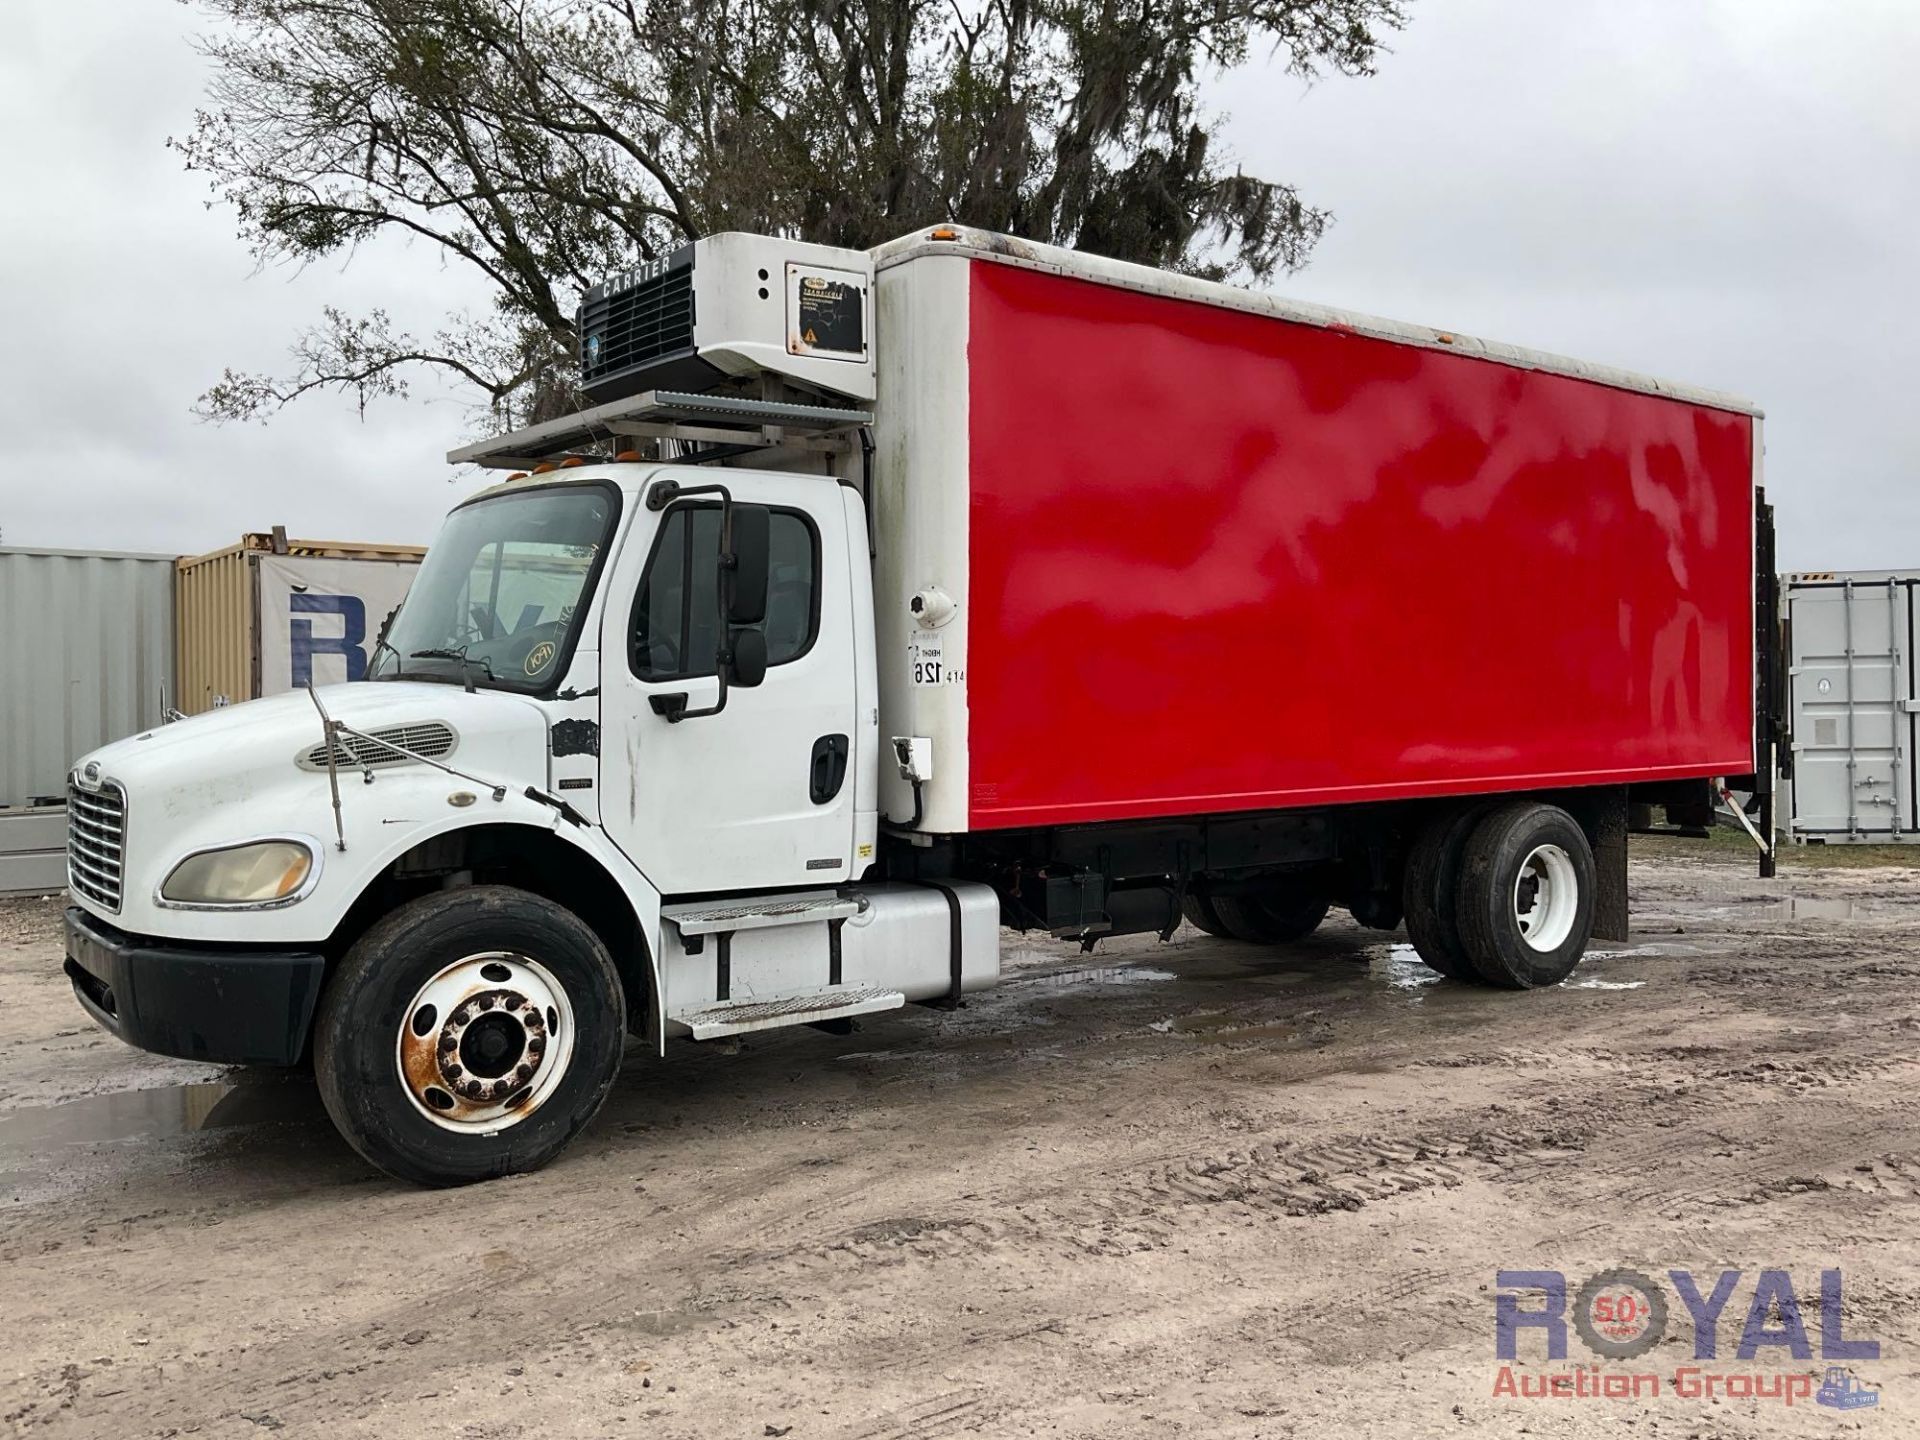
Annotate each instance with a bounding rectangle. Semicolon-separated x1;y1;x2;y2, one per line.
0;1076;320;1158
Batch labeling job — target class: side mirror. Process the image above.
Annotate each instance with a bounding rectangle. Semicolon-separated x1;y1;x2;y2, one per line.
727;505;770;626
727;627;768;688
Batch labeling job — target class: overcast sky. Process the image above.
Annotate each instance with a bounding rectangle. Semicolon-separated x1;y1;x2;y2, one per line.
2;0;1915;569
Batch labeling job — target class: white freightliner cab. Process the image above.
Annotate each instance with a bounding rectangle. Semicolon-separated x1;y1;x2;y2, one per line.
64;451;999;1184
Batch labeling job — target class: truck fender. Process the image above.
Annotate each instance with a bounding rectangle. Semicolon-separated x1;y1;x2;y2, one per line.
331;804;666;1056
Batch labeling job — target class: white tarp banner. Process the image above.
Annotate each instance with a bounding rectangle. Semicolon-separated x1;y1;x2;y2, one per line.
257;554;421;694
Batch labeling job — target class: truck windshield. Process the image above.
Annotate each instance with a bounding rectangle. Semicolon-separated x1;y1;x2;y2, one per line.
369;484;616;693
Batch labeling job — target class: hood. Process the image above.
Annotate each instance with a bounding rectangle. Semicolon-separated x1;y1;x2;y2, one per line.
79;682;550;801
68;682;558;938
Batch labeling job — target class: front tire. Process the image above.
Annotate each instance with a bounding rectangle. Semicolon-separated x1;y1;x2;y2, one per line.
1453;802;1595;989
314;885;626;1186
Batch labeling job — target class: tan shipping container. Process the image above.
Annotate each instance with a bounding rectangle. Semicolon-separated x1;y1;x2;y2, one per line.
176;534;426;714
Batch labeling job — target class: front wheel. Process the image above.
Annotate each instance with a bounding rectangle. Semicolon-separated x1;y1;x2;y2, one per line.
314;885;626;1186
1453;802;1595;989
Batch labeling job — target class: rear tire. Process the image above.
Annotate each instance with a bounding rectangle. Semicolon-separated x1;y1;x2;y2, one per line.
1211;883;1331;945
1181;892;1235;938
314;885;626;1186
1402;806;1490;981
1453;802;1595;989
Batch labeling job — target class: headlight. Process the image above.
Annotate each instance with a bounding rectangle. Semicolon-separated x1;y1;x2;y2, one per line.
160;840;316;907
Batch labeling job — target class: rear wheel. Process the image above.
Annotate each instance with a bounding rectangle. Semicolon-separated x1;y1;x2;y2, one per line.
1453;802;1595;989
314;885;626;1186
1181;892;1235;938
1402;805;1491;980
1211;882;1331;946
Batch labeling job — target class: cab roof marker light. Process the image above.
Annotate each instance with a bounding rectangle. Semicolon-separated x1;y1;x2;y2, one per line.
530;462;558;474
558;457;586;468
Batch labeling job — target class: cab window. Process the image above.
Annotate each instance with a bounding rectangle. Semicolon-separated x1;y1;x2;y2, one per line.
630;504;818;680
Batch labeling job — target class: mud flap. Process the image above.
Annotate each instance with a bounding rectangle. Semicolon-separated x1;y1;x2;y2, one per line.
1591;788;1630;943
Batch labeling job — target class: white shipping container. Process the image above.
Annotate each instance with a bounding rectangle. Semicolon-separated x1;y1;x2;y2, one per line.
0;547;176;809
1783;570;1919;842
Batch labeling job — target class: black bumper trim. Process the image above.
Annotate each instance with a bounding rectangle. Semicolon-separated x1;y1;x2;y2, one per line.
63;907;326;1067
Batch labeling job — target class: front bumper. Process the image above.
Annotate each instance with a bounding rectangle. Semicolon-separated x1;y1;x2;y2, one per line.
63;907;327;1066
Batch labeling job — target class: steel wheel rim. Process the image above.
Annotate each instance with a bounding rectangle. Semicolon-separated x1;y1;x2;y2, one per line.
395;952;576;1134
1512;843;1578;953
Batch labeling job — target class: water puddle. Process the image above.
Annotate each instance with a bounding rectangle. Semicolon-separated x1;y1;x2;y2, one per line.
1570;978;1648;991
1151;1011;1237;1034
1585;943;1704;961
1032;964;1178;989
0;1078;320;1158
1365;942;1443;992
1149;1012;1300;1045
1767;896;1871;921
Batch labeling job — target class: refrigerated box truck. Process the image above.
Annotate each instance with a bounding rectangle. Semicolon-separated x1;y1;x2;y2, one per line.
61;227;1781;1184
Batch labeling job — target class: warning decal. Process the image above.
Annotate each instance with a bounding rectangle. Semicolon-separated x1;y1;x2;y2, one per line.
788;264;867;359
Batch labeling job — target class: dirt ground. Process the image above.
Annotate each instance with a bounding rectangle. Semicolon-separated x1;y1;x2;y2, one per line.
2;840;1917;1438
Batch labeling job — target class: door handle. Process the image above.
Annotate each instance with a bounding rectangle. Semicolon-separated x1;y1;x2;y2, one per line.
810;734;850;805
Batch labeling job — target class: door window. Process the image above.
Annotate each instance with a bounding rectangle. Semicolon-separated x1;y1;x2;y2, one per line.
630;504;819;680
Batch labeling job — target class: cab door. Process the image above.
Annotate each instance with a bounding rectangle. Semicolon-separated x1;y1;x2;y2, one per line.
599;470;858;894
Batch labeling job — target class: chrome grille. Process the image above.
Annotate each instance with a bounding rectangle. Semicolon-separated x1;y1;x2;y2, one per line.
300;721;457;771
68;780;127;912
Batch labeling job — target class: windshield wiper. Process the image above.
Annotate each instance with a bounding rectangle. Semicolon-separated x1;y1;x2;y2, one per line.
411;646;497;694
372;635;405;679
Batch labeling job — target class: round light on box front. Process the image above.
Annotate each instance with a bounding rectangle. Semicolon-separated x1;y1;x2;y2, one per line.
161;841;314;906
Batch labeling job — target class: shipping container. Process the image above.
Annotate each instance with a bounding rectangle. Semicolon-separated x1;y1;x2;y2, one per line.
0;546;175;808
1782;569;1918;842
175;534;425;713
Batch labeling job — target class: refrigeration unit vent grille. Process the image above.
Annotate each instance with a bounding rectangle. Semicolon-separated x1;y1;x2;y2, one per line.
579;267;695;394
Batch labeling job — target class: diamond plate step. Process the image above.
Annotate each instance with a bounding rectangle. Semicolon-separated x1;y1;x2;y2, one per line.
661;891;864;937
673;985;905;1040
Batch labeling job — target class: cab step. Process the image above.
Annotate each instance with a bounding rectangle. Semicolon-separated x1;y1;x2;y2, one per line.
673;985;906;1040
661;891;864;937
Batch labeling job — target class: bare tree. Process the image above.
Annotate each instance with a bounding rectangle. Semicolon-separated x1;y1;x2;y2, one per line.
176;0;1406;427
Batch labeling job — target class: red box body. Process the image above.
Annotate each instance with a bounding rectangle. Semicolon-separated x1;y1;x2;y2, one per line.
964;262;1756;829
